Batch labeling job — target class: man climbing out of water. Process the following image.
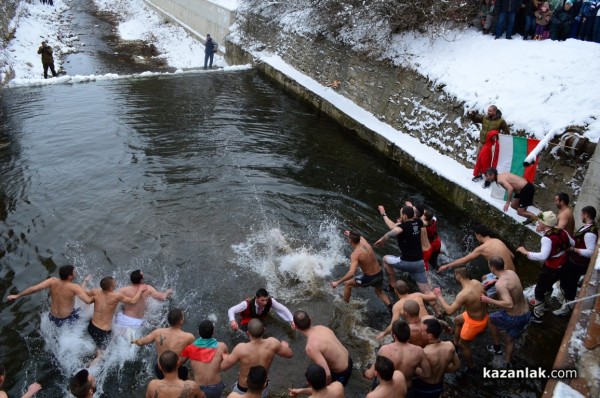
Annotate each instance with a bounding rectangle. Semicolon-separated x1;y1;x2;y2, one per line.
87;277;146;363
438;225;515;297
375;205;433;295
480;256;531;367
293;310;353;386
69;369;97;398
330;230;391;310
180;320;229;398
288;364;345;397
7;265;94;327
483;168;538;224
133;308;195;380
116;269;172;329
433;267;488;372
145;351;205;398
227;288;294;331
221;319;293;397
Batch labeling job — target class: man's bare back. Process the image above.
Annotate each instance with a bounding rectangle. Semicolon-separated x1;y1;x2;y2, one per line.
188;341;228;386
479;239;515;271
497;172;527;193
366;371;406;398
377;294;432;340
119;284;171;319
420;341;459;384
137;327;195;359
456;280;487;320
494;270;529;317
145;379;203;398
89;281;145;331
354;237;381;276
408;319;430;348
305;325;349;375
378;342;430;385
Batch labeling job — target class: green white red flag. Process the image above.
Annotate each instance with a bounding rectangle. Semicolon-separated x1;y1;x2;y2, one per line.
492;134;540;183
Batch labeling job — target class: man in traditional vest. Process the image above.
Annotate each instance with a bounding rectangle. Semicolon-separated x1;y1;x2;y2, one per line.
516;211;574;324
554;206;598;317
227;288;294;331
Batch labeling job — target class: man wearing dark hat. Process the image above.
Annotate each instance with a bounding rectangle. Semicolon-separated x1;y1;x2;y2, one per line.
516;211;574;323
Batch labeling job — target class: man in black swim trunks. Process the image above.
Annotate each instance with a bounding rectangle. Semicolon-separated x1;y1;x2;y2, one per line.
484;168;537;224
331;230;391;309
7;265;94;327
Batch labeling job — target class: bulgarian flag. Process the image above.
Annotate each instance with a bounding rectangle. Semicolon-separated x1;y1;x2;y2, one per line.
492;134;540;183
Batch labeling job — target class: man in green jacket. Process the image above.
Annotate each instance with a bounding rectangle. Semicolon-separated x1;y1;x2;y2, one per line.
37;41;57;79
468;105;510;181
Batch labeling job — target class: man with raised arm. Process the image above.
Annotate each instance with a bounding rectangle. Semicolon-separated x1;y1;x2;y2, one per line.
364;320;431;390
366;356;407;398
375;205;431;294
7;265;94;327
227;288;294;331
376;280;436;340
437;225;515;297
145;351;204;398
433;267;488;371
483;168;537;224
116;269;172;329
133;308;195;380
288;364;345;397
87;276;146;361
294;310;353;386
180;320;229;398
221;319;293;397
480;256;531;367
330;230;391;309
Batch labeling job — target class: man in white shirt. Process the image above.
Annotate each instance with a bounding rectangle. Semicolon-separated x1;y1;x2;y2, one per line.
227;288;294;331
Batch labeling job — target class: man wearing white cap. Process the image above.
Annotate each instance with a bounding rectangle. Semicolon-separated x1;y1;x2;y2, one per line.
516;211;574;323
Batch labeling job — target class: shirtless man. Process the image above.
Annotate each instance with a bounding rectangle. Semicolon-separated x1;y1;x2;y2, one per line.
412;319;460;398
365;320;430;389
227;366;267;398
221;319;293;397
133;308;195;380
402;300;434;348
0;363;42;398
480;256;531;367
330;230;391;308
180;320;229;398
145;351;204;398
376;280;435;340
116;269;172;329
293;310;353;386
437;225;514;297
366;356;407;398
87;277;146;361
434;267;488;370
69;369;97;398
288;364;345;397
484;168;537;223
554;192;575;237
7;265;94;327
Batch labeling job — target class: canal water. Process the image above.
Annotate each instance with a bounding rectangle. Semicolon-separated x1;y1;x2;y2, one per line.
0;3;565;397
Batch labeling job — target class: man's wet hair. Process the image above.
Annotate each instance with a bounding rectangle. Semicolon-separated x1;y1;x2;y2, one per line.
305;363;327;391
413;204;425;218
375;355;395;381
582;206;597;221
100;276;114;291
130;270;143;284
158;350;178;373
473;224;492;238
348;230;361;244
69;369;92;398
454;266;469;279
256;288;269;298
392;319;410;343
403;299;420;317
485;167;498;179
247;319;265;338
167;308;184;326
293;310;311;330
556;192;570;205
401;205;415;219
423;209;434;222
424;318;442;339
247;366;267;392
489;256;505;271
394;280;409;295
198;319;214;339
59;265;75;281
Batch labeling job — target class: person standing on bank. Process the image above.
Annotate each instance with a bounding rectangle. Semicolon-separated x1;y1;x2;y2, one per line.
37;41;57;79
204;34;217;70
467;105;510;182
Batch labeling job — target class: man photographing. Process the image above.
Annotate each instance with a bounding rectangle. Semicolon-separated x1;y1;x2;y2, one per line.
37;41;57;79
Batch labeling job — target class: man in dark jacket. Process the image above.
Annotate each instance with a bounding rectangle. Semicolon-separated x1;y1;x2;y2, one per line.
468;105;510;182
495;0;524;39
550;0;576;40
37;41;57;79
204;34;217;70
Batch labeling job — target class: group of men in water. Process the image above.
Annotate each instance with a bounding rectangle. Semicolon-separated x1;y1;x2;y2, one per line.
4;189;598;397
